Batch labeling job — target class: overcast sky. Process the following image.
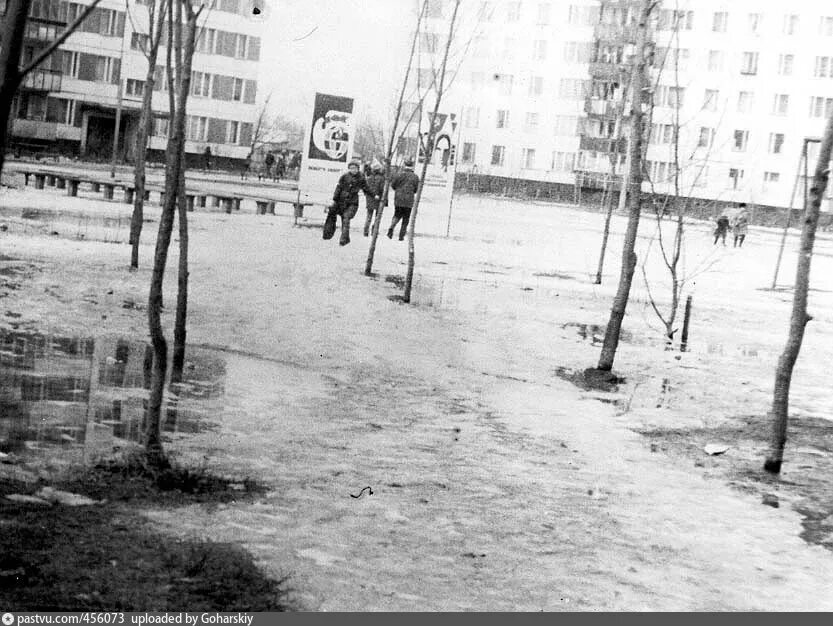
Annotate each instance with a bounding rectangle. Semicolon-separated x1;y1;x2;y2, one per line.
259;0;413;126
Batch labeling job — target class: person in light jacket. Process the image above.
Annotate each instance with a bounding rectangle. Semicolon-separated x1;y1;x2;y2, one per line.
732;203;750;248
387;159;420;241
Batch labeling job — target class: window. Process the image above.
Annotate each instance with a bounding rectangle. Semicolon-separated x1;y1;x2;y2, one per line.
763;172;780;188
496;109;509;129
536;3;550;25
187;116;207;141
130;33;148;52
232;77;244;101
559;78;589;99
783;14;798;35
567;4;598;27
809;96;833;118
656;85;684;108
563;41;592;64
772;94;789;116
732;130;749;152
461;142;476;163
778;54;794;76
703;89;719;111
494;73;513;95
152;116;169;137
235;34;248;59
421;32;438;54
698;127;715;148
524;112;540;130
60;50;78;77
226;121;240;144
125;79;145;97
551;151;575;172
528;76;543;97
506;2;520;21
741;52;759;75
44;97;71;124
708;50;724;72
713;12;728;33
554;115;578;136
657;9;693;31
815;56;832;78
729;168;744;189
522;148;536;169
820;16;833;36
191;71;211;97
196;28;216;54
464;107;479;128
748;13;762;34
769;133;785;154
533;40;547;61
737;91;754;113
491;145;505;166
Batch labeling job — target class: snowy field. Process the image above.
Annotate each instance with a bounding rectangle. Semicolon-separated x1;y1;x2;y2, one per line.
2;173;833;610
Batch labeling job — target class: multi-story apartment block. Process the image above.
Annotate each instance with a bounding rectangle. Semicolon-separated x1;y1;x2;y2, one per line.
414;0;833;210
8;0;263;165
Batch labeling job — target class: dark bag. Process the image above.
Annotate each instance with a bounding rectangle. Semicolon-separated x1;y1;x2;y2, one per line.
323;209;337;240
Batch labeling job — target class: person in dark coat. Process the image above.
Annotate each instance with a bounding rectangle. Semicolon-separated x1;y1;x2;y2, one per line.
714;213;730;245
387;158;420;241
203;146;212;171
275;153;287;180
363;159;385;237
329;160;369;246
263;151;275;179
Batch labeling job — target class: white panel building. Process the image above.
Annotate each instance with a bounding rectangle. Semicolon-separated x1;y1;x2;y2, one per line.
10;0;263;165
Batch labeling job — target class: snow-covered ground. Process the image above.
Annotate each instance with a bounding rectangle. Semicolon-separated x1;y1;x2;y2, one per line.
2;173;833;610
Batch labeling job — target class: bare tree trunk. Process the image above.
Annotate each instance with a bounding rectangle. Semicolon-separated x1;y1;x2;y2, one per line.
171;125;190;383
597;0;653;372
130;0;167;269
0;0;32;180
764;111;833;474
403;0;460;303
365;0;427;277
595;154;619;285
145;0;199;465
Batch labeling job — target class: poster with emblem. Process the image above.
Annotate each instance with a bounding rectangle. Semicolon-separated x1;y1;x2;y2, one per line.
415;110;457;207
298;92;355;206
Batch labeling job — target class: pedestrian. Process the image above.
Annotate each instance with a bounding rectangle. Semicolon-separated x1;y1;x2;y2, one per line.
203;146;212;171
325;159;368;246
363;159;385;237
264;151;275;180
240;154;251;180
387;158;420;241
732;203;749;248
275;153;286;180
714;212;730;245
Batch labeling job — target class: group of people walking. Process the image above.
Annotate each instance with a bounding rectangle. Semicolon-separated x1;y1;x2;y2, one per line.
323;158;420;247
714;203;750;248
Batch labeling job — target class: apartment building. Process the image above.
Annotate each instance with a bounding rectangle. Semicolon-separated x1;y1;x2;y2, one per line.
415;0;833;210
8;0;263;165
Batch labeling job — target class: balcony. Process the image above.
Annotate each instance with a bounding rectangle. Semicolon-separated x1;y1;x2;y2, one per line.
594;23;639;44
584;98;623;118
579;135;626;153
588;62;627;81
20;68;62;92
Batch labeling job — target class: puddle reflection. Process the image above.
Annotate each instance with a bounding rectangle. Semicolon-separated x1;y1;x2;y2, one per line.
0;330;227;465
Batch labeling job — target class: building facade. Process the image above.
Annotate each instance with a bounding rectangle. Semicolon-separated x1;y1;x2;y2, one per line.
9;0;263;165
414;0;833;210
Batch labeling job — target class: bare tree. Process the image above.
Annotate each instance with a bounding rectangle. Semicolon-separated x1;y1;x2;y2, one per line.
145;0;202;465
128;0;169;270
596;0;657;372
364;0;428;277
402;0;461;303
353;115;387;163
0;0;101;179
764;111;833;474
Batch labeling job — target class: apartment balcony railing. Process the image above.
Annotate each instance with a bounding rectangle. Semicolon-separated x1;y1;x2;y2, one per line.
24;20;63;43
594;23;639;44
584;98;624;118
588;62;628;81
579;135;627;153
20;68;63;92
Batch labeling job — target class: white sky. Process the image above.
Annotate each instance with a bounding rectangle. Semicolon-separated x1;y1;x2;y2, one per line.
259;0;413;126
